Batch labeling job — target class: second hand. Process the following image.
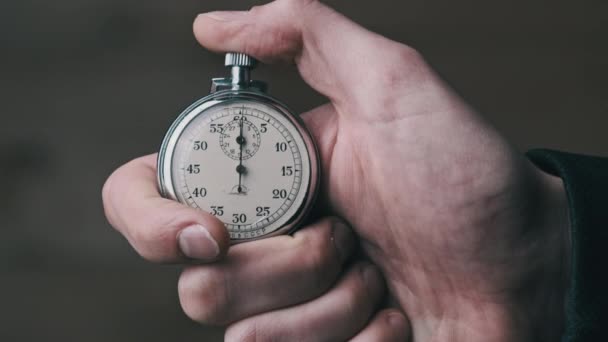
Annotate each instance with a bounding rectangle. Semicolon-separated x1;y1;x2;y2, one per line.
236;113;245;193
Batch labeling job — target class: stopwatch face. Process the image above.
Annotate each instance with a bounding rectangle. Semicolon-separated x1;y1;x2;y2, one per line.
159;95;318;242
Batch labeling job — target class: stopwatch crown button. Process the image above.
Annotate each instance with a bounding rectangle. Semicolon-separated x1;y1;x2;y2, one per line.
225;53;257;68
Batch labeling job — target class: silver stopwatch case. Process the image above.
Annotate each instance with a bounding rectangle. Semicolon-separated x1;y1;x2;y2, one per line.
157;53;320;243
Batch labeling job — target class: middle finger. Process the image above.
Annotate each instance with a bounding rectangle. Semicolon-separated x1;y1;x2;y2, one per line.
178;217;356;325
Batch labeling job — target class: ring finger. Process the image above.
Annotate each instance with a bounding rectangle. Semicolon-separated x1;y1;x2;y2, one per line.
225;262;386;342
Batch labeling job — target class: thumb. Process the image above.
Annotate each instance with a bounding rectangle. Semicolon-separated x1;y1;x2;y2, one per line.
103;154;231;263
193;0;427;113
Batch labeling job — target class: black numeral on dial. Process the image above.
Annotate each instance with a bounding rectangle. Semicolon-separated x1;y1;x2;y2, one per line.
187;164;201;174
256;206;271;217
273;189;288;199
193;141;208;151
210;124;224;133
192;188;207;197
281;166;293;176
211;206;224;216
275;142;288;152
232;213;247;223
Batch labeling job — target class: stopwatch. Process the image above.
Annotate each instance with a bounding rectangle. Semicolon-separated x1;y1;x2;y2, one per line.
157;53;320;243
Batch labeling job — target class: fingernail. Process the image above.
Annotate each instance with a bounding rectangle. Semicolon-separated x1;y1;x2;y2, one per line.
331;221;355;263
178;225;220;261
201;11;248;22
387;313;406;327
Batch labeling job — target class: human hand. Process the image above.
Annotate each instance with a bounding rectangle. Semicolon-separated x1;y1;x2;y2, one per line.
193;0;570;340
102;155;410;341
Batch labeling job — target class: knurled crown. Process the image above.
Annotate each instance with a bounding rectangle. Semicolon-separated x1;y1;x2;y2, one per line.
225;53;257;68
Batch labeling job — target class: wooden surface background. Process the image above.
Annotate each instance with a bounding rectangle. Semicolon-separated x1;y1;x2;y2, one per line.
0;0;606;341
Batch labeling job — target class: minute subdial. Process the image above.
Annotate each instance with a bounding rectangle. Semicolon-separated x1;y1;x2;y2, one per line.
219;119;261;160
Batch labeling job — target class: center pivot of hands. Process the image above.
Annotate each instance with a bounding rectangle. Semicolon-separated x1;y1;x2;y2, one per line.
236;165;247;174
236;136;246;145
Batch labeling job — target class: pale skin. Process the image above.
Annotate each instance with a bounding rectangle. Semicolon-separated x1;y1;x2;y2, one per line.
103;0;571;341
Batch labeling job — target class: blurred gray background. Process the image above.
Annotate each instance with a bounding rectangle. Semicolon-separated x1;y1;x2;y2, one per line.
0;0;606;341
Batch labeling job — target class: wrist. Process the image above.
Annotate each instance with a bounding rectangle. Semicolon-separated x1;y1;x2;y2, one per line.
474;164;570;342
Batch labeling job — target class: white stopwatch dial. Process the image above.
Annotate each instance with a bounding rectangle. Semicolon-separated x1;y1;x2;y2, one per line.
158;53;320;243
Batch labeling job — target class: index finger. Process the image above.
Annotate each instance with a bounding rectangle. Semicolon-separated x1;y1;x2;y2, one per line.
193;0;426;112
102;154;230;263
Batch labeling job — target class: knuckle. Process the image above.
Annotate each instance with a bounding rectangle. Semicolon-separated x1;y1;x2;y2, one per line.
395;44;424;64
342;281;364;316
360;264;383;296
381;309;407;324
242;4;303;60
101;156;148;231
345;265;382;314
101;155;180;263
247;5;266;17
304;250;333;292
375;44;427;87
394;45;430;82
178;267;230;325
127;210;177;262
129;203;194;262
296;224;338;293
379;310;409;338
355;43;432;119
276;0;316;12
101;166;124;229
238;0;318;61
129;230;172;262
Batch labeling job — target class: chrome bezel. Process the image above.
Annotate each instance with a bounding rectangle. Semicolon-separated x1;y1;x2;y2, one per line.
157;90;320;244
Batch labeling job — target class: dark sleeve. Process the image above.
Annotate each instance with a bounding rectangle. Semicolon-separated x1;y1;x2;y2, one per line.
527;149;608;341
